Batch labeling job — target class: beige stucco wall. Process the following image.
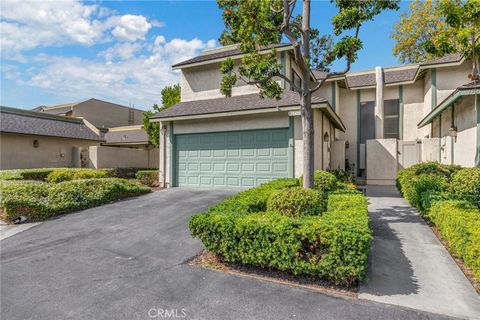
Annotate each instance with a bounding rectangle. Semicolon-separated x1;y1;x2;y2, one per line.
403;81;427;140
173;112;289;134
336;87;357;174
436;61;472;104
0;133;99;169
72;100;144;129
89;146;159;169
366;139;398;185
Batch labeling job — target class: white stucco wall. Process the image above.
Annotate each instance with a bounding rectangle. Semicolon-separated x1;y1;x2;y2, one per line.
89;146;159;169
403;81;428;140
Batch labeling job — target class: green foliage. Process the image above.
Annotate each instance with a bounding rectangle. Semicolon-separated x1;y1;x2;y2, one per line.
0;168;54;181
267;187;325;217
428;200;480;279
142;84;181;147
392;0;480;63
189;178;371;285
299;170;338;193
0;178;150;221
46;168;112;183
451;167;480;196
135;170;159;187
328;168;354;183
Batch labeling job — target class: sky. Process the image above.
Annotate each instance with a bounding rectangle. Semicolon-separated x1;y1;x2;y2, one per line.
0;0;411;110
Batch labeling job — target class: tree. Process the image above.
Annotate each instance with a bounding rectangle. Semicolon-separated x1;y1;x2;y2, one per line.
142;84;181;147
218;0;399;188
391;0;456;63
392;0;480;64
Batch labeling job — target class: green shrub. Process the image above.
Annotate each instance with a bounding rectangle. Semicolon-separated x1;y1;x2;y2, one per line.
266;187;324;217
397;162;459;196
0;178;150;221
135;170;159;187
0;168;55;181
428;200;480;279
328;169;354;183
189;179;371;285
46;168;111;183
107;167;156;179
451;168;480;197
333;182;361;195
299;170;338;192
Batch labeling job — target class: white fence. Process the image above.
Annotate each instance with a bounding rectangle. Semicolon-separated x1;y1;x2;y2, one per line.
89;146;159;169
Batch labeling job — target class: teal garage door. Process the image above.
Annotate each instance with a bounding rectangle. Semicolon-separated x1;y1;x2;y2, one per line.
175;128;291;187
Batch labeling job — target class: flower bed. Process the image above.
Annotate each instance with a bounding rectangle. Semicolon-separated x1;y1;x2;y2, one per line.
189;173;370;285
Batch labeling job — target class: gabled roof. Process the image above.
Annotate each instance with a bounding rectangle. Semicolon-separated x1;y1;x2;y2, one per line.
420;53;463;66
418;81;480;128
172;43;292;69
104;125;149;145
0;106;103;141
34;98;145;114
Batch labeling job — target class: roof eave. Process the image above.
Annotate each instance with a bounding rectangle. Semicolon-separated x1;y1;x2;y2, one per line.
418;87;480;128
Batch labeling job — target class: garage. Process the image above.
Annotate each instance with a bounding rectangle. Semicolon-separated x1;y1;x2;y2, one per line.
174;128;292;187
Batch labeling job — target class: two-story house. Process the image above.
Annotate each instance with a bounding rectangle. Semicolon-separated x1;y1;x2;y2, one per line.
151;44;479;188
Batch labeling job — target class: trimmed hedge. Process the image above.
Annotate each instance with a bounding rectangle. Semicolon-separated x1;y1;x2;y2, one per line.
267;187;324;217
451;167;480;201
46;168;112;183
299;170;338;192
428;200;480;279
135;170;159;187
0;178;150;221
189;179;370;285
0;168;55;181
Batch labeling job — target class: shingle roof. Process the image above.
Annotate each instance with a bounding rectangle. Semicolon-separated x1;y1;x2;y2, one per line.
346;73;376;88
151;90;327;119
0;106;103;141
104;126;149;144
345;67;419;88
171;43;291;68
420;53;463;66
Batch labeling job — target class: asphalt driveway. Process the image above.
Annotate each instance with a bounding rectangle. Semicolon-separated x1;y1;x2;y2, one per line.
1;188;456;320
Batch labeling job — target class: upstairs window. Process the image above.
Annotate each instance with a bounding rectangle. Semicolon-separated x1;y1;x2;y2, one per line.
291;69;301;92
384;99;400;139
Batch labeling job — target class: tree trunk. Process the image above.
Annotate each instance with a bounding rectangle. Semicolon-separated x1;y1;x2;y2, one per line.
301;0;314;189
301;91;315;189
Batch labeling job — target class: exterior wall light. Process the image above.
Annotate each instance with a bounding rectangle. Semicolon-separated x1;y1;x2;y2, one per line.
448;126;457;140
345;140;350;149
33;140;39;148
160;125;167;135
323;132;329;142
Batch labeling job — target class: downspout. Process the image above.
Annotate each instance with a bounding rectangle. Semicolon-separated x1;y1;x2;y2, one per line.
160;124;167;187
375;66;384;139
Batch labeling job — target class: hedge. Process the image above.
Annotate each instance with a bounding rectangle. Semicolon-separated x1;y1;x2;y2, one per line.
46;168;112;183
0;178;151;221
266;187;324;217
299;170;338;192
428;200;480;279
0;168;55;181
189;178;371;285
135;170;159;187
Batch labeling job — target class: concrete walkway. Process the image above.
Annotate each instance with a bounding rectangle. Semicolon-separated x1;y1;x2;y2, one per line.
359;186;480;320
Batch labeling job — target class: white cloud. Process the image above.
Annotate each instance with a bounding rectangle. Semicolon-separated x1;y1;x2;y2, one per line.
0;0;160;59
24;37;217;108
111;15;152;42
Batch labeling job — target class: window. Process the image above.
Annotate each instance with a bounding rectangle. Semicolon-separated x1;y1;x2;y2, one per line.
384;99;400;139
291;69;301;92
360;101;375;144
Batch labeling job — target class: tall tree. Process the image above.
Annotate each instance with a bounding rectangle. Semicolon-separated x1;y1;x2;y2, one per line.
392;0;454;63
392;0;480;65
218;0;399;188
142;84;181;147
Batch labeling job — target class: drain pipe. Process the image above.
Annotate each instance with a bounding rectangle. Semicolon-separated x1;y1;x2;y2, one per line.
375;66;384;139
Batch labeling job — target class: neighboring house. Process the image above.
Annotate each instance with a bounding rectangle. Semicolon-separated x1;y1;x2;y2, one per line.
34;98;145;129
151;43;479;188
34;98;158;169
0;106;103;169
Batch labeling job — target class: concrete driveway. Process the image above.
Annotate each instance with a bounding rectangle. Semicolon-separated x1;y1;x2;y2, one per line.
1;188;456;320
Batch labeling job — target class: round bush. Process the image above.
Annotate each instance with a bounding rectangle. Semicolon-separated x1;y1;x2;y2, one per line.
451;167;480;195
266;187;324;217
299;170;338;192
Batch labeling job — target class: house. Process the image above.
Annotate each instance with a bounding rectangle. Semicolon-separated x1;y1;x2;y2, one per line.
34;98;145;129
35;98;159;169
150;44;479;188
0;106;103;169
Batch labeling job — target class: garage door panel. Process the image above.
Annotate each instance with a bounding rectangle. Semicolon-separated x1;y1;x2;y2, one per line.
175;128;290;187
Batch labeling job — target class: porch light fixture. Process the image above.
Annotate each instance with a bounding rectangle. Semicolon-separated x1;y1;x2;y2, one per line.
160;125;167;135
448;126;457;139
345;140;350;149
323;132;329;142
33;140;39;148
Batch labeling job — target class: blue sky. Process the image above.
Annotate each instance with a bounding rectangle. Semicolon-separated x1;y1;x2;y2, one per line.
1;0;410;110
